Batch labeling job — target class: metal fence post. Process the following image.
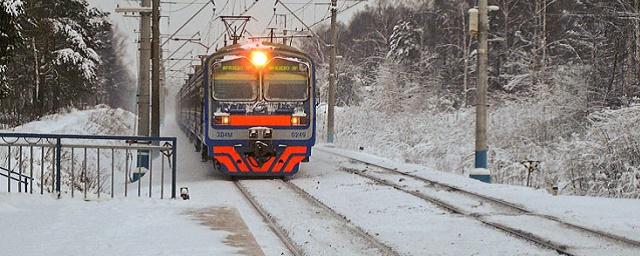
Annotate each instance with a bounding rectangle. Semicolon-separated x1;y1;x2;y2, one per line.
171;138;177;199
7;145;11;193
55;138;62;198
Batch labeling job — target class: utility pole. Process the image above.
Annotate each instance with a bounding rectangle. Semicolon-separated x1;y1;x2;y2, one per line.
326;0;338;143
114;0;153;182
471;0;491;183
636;0;640;88
151;0;161;138
138;0;151;138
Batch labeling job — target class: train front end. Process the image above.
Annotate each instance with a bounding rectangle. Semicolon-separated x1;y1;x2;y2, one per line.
205;43;316;176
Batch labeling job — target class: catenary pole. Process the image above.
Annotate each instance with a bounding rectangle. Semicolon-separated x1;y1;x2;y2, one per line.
326;0;338;143
636;0;639;87
472;0;491;183
138;0;151;137
134;0;152;182
151;0;161;139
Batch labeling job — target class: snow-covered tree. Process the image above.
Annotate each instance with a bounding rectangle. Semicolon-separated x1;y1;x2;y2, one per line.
0;0;24;95
387;20;422;63
0;0;134;126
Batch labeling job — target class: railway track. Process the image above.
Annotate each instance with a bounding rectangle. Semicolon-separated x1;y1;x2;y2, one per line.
233;178;400;256
317;148;640;256
234;180;304;256
281;178;401;256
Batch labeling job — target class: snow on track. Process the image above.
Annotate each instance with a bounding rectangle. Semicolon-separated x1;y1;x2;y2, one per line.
291;150;558;255
316;146;640;256
319;145;640;243
237;178;393;256
332;155;640;255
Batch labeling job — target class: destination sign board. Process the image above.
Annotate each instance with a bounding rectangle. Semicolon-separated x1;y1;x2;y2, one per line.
212;58;252;73
267;59;308;73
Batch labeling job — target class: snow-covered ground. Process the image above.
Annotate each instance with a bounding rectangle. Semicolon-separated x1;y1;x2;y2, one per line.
0;193;238;256
0;107;290;256
2;105;640;255
313;146;640;255
319;146;640;240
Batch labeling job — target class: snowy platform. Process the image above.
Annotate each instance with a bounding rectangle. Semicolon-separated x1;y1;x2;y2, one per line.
0;194;265;256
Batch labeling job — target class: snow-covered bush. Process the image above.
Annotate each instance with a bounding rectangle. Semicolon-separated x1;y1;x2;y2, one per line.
554;107;640;198
319;65;640;198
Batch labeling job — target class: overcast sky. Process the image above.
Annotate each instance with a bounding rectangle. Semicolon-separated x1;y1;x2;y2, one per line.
88;0;370;81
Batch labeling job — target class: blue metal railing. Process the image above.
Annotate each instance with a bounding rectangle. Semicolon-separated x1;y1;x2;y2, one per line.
0;133;178;199
0;166;33;192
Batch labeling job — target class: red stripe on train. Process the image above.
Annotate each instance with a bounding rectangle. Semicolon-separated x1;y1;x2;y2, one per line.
229;115;292;126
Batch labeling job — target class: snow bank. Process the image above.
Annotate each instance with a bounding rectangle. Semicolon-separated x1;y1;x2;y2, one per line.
1;105;136;195
10;105;135;135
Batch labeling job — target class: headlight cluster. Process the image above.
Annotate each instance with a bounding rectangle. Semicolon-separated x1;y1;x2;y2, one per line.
213;113;230;125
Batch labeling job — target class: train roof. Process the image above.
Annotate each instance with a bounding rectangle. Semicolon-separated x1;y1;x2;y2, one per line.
209;41;312;63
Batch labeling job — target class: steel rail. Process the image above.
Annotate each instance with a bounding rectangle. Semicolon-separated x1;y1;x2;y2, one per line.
319;148;640;254
282;179;401;256
233;180;304;256
338;166;574;256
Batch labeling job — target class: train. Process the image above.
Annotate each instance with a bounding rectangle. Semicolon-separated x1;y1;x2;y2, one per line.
176;41;316;176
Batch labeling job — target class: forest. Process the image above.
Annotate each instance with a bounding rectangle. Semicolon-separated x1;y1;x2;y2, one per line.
306;0;640;198
0;0;134;127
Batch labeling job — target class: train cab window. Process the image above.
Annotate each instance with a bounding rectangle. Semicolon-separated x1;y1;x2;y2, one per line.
263;59;309;101
211;58;258;101
212;73;258;101
264;73;309;101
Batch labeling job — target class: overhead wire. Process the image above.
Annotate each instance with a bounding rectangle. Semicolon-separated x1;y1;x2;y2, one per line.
261;13;276;34
293;0;314;13
168;0;204;13
207;0;261;49
206;0;230;43
308;0;365;29
161;1;212;47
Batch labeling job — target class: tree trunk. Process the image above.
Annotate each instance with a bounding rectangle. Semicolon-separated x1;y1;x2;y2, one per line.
462;4;469;107
32;37;39;105
541;0;547;70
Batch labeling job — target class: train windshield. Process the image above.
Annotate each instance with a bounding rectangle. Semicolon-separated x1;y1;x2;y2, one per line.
211;59;258;101
263;59;309;101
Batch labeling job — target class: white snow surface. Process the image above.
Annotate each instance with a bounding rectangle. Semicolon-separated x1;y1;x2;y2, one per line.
0;106;291;255
8;105;135;135
318;145;640;243
294;153;558;255
2;103;640;255
0;194;237;256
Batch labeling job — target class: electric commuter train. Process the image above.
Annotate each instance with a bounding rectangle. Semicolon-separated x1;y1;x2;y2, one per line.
177;42;316;176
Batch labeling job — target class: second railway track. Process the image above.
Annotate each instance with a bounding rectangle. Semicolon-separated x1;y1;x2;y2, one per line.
317;147;640;256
